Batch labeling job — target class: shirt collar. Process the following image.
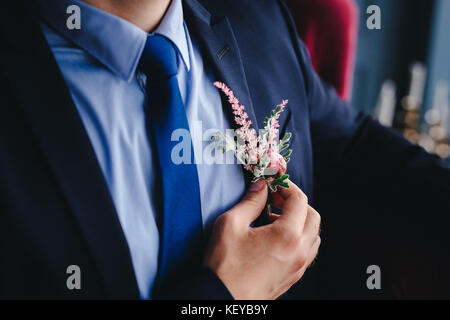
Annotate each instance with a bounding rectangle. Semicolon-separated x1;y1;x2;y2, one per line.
154;0;191;72
38;0;190;82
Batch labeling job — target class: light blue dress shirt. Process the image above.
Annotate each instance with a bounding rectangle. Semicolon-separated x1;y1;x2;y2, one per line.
39;0;245;299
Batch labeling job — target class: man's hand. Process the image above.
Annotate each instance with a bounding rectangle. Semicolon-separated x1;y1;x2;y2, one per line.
204;179;321;300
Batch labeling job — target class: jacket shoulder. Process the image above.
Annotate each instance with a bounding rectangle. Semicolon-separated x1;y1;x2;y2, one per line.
196;0;289;27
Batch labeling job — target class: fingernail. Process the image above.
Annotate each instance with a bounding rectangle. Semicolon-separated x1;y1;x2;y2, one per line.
249;180;265;192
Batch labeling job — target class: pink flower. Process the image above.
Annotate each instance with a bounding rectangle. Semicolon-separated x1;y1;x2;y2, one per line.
214;81;256;141
267;99;288;156
266;152;287;177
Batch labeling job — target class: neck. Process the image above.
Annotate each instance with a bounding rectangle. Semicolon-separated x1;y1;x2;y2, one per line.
82;0;172;32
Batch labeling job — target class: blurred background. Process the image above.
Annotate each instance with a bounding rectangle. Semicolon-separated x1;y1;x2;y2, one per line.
286;0;450;165
353;0;450;164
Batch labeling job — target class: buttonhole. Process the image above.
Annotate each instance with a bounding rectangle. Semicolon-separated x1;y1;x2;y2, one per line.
217;45;230;60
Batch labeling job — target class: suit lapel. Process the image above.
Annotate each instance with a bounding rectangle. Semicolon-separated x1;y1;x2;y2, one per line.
183;0;258;134
0;2;139;299
183;0;258;186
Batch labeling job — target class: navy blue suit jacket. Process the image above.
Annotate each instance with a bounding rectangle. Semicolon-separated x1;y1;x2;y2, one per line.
0;0;449;299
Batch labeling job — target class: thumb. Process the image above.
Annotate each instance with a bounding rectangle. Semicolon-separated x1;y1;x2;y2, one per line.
229;180;268;223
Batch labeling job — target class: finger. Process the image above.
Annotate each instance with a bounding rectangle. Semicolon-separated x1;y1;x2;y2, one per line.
306;235;321;269
301;206;322;249
274;183;308;231
292;236;321;283
274;179;305;201
228;179;268;224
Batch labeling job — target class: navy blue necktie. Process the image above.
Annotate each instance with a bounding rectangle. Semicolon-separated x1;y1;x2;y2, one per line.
139;35;203;295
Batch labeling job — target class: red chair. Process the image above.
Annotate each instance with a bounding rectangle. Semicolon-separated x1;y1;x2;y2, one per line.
285;0;359;101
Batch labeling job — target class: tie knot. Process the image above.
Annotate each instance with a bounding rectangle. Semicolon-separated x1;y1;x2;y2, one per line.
139;35;178;80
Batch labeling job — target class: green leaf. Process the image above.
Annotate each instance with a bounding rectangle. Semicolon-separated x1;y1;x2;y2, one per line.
269;105;283;118
258;155;269;169
282;149;292;158
284;157;291;164
279;143;290;152
279;181;289;189
282;132;292;142
269;176;290;192
277;174;289;182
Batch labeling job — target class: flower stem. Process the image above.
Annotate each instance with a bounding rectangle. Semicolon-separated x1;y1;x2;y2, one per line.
253;186;272;227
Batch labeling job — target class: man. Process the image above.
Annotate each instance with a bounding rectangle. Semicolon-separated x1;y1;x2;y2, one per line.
0;0;448;299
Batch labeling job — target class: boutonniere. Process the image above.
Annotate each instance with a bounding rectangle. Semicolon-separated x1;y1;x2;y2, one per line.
213;82;293;225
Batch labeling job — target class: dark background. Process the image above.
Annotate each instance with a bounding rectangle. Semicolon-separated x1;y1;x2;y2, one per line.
291;0;450;299
352;0;450;164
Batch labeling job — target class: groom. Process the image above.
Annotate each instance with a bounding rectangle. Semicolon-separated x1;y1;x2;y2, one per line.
0;0;449;299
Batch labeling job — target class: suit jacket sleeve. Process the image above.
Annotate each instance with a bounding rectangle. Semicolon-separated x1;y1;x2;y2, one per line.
279;1;450;239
